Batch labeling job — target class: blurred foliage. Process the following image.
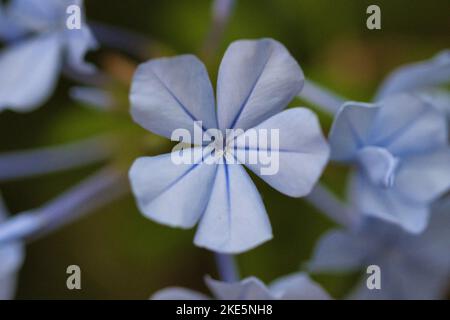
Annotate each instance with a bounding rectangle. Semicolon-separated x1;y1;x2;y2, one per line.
0;0;449;299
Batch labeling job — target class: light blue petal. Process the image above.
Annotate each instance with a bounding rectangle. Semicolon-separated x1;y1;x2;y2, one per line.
151;287;209;300
349;259;448;300
0;196;24;300
70;86;115;110
395;149;450;203
130;55;217;139
64;24;98;73
269;273;331;300
205;276;273;300
216;39;304;131
0;3;26;41
233;108;330;197
8;0;81;32
0;272;19;300
356;146;399;188
129;148;217;229
419;90;450;119
349;172;430;233
308;228;380;272
194;164;272;254
376;50;450;100
0;32;63;112
329;102;379;161
369;94;447;157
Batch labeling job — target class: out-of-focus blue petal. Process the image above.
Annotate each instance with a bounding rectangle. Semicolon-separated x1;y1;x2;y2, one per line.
419;90;450;119
8;0;82;32
205;276;273;300
349;172;429;233
216;39;303;131
0;32;63;112
0;196;25;300
376;50;450;100
329;102;379;161
151;287;209;300
0;3;26;41
194;164;272;254
356;146;399;188
129;148;217;229
130;55;217;139
308;228;381;272
234;108;330;197
70;86;115;110
395;149;450;203
64;25;98;73
269;273;331;300
368;94;447;157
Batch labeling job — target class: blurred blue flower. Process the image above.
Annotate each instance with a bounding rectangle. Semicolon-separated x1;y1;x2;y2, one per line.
329;93;450;233
129;39;330;253
0;195;24;300
375;50;450;101
152;273;331;300
309;197;450;299
0;0;97;112
376;50;450;127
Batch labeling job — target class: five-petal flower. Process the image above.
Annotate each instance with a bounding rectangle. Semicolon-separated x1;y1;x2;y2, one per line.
129;39;330;253
329;93;450;232
0;0;97;112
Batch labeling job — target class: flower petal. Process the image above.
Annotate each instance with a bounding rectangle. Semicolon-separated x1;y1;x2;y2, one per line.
0;196;24;300
151;287;209;300
395;148;450;203
376;50;450;100
194;164;272;253
129;148;217;229
216;38;304;131
64;25;98;73
329;102;379;161
0;33;63;112
349;172;430;233
349;259;449;300
205;276;273;300
356;146;399;188
233;108;330;197
8;0;79;32
308;229;379;272
0;3;26;41
269;273;331;300
369;94;447;157
130;55;217;139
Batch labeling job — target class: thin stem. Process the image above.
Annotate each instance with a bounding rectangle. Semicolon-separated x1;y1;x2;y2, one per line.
214;253;239;283
0;136;115;182
201;0;236;63
298;80;345;115
305;183;361;229
0;167;128;244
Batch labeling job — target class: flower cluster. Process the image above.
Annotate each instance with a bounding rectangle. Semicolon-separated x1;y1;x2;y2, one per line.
0;0;449;300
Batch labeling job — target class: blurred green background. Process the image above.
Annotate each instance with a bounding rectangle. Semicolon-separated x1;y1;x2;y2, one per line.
0;0;449;299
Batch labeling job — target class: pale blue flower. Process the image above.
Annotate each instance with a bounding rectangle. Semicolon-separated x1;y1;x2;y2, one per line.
309;197;450;300
0;0;97;112
0;195;24;300
329;93;450;233
129;39;330;253
152;273;331;300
